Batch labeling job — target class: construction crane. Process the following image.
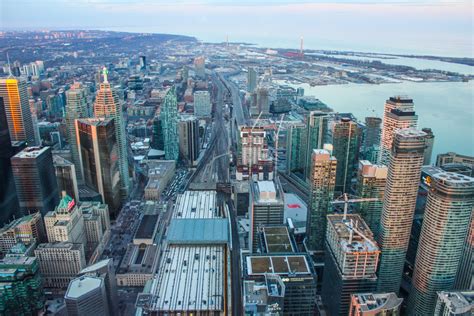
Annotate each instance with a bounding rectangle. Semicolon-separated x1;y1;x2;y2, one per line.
331;193;379;220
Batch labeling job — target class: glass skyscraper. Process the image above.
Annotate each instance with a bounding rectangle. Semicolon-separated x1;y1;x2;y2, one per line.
161;86;179;161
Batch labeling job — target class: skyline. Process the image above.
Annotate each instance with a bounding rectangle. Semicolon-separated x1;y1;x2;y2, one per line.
1;0;473;57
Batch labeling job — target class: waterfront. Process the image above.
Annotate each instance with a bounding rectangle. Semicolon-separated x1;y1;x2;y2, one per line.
292;81;474;159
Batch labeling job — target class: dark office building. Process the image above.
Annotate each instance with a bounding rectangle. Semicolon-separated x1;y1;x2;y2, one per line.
0;97;19;225
151;116;164;151
76;118;121;217
11;146;59;216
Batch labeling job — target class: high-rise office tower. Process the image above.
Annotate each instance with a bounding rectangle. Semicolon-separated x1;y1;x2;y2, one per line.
349;293;403;316
304;111;329;178
193;90;211;117
161;87;179;161
139;55;146;70
247;67;257;93
178;115;200;166
377;128;426;293
193;56;206;78
455;216;473;290
0;97;19;225
0;77;36;145
0;212;46;254
79;259;118;314
379;96;418;165
44;193;86;247
76;118;122;217
356;160;387;237
151;115;164;150
307;149;337;251
422;127;435;165
239;126;267;167
322;214;380;316
34;242;86;288
65;276;110;316
249;179;284;251
53;155;79;202
434;291;474;316
256;86;270;116
94;70;130;197
332;117;360;193
408;171;474;315
0;255;45;315
363;117;382;149
285;121;306;176
65;82;88;182
11;146;59;216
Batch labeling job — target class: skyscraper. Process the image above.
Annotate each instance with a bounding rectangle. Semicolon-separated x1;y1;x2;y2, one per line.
363;117;382;149
422;127;435;165
322;214;380;316
249;179;284;251
0;78;36;145
332;117;360;193
377;128;426;293
53;155;79;202
151;115;164;150
44;192;86;246
11;146;59;216
247;67;257;93
408;171;474;315
161;87;179;161
65;82;88;182
0;97;19;225
65;276;110;316
356;160;387;237
379;96;418;165
304;111;329;178
285;121;306;176
75;118;122;217
178;115;200;166
307;149;337;251
94;70;130;197
193;56;205;78
193;90;211;117
455;216;473;290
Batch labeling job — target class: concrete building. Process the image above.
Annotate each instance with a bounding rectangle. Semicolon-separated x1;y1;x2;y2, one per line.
65;82;88;182
434;291;474;316
308;149;337;251
237;126;273;181
436;152;474;176
80;202;110;262
0;212;45;255
161;87;179;161
53;155;79;202
65;276;109;316
249;180;285;252
332;117;360;193
377;128;426;293
94;74;130;197
193;90;211;117
44;193;86;248
349;293;403;316
75;118;122;217
34;242;86;288
247;67;257;93
408;172;474;315
355;161;387;237
422;127;435;165
322;214;380;316
0;77;36;145
379;96;418;165
11;146;59;215
178;115;200;166
78;259;118;315
194;56;206;78
0;255;45;315
243;253;317;315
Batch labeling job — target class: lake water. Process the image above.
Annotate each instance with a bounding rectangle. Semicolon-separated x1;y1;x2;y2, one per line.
287;81;474;159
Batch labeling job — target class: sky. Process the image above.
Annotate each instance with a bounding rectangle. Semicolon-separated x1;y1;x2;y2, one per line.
1;0;472;57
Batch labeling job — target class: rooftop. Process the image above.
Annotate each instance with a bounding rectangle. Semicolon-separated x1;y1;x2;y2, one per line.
77;117;113;127
352;293;403;312
246;254;311;276
65;276;102;299
262;226;294;253
173;191;219;219
134;215;159;240
327;214;379;253
167;218;229;245
437;291;474;313
13;146;49;159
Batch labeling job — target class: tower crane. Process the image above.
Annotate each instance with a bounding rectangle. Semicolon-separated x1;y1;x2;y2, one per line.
331;193;379;220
